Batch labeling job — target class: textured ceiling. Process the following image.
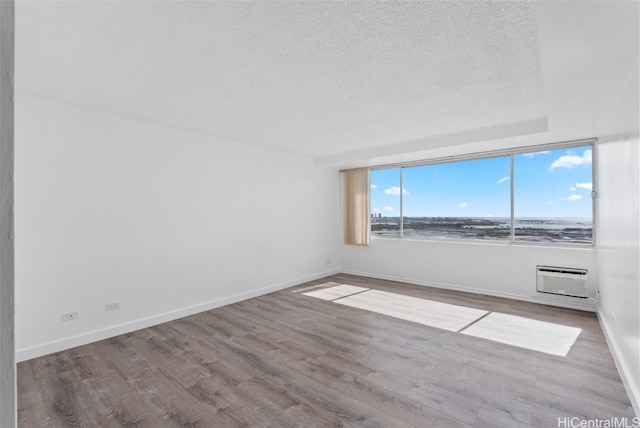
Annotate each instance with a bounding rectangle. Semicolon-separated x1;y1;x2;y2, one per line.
15;1;639;168
17;1;545;159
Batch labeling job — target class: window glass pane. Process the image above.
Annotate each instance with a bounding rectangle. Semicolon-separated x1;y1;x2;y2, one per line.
514;146;593;243
370;168;401;237
402;157;511;240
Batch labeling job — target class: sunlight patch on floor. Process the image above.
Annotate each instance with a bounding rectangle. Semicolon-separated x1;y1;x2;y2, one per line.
460;312;582;357
334;289;488;333
302;284;369;300
302;283;582;356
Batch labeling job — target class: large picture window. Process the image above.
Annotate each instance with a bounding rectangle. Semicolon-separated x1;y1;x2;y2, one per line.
370;143;594;244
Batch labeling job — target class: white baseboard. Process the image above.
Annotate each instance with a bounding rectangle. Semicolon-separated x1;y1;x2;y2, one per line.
16;268;340;362
597;309;640;416
339;269;596;312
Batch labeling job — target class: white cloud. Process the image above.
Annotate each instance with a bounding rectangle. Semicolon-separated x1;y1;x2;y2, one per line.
383;206;394;212
567;194;583;201
496;176;510;184
569;187;576;191
576;182;592;190
457;202;468;208
546;201;553;205
372;208;380;213
370;184;378;190
384;186;410;196
550;149;592;170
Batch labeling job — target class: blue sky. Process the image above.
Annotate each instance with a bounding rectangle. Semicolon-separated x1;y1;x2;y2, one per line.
370;146;593;218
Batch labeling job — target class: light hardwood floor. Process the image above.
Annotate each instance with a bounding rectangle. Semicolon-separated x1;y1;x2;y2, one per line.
18;274;635;427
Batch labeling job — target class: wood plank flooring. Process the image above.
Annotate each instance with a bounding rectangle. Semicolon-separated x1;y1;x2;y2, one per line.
17;274;635;427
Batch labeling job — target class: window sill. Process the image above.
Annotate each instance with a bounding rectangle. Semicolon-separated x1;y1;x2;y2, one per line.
370;234;595;250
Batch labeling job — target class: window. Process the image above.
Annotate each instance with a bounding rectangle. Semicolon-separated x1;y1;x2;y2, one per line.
514;147;593;244
369;143;594;244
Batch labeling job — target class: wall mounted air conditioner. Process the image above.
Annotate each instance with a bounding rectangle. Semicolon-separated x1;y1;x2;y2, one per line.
536;265;588;298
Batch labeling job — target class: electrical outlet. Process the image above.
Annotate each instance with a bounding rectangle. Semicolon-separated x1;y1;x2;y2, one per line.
62;311;79;321
105;301;120;312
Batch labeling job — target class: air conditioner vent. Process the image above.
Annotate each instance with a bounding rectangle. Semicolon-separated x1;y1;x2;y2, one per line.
536;265;588;298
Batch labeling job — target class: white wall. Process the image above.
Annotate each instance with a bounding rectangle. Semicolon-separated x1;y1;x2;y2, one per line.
15;95;340;361
598;136;640;413
596;61;640;413
342;237;597;311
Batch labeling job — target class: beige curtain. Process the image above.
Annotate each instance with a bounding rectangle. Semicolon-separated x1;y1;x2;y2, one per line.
344;169;370;246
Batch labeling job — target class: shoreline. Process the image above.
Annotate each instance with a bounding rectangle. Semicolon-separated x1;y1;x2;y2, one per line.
371;217;593;243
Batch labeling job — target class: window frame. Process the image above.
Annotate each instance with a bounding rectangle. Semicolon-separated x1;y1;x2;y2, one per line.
368;138;597;247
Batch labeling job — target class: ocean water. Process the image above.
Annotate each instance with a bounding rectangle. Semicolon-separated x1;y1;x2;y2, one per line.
371;216;592;228
481;217;592;229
